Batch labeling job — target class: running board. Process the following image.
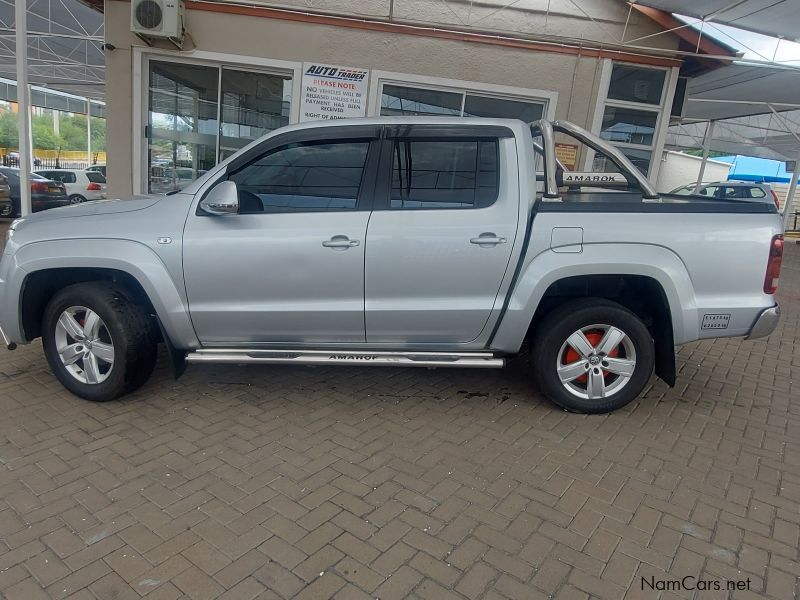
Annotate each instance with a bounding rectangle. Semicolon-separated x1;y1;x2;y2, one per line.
186;348;505;368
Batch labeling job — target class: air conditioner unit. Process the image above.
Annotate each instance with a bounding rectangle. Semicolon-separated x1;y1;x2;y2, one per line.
131;0;184;40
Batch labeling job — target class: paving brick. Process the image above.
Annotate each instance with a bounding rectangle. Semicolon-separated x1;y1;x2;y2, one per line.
374;565;424;599
172;565;226;600
214;549;269;589
294;545;345;583
254;560;306;598
2;239;800;600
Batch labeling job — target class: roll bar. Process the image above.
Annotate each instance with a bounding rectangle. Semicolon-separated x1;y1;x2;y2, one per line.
529;119;659;200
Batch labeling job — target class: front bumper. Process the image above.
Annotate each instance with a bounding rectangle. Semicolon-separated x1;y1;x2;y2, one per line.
746;305;780;340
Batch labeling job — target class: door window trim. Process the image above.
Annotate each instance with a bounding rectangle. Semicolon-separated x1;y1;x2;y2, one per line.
372;128;507;211
196;126;383;216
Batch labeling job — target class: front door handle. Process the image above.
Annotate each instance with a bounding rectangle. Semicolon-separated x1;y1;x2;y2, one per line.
322;235;360;250
470;233;507;247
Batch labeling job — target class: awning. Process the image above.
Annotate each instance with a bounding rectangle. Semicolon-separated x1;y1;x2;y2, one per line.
634;0;800;42
0;0;104;100
666;62;800;162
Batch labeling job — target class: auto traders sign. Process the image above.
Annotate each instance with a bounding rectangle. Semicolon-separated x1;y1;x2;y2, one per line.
300;63;369;122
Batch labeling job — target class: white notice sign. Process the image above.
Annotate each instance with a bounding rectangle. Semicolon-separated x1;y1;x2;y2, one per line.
299;63;369;122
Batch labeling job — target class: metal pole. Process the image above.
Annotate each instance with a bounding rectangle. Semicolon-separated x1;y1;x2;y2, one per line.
782;151;800;232
15;0;32;216
87;100;92;165
694;120;716;194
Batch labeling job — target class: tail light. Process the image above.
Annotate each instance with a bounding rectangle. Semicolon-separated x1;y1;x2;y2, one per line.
30;182;47;193
87;182;101;191
770;189;781;210
764;234;784;294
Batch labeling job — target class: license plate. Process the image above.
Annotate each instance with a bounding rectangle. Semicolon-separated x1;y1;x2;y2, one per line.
48;186;60;193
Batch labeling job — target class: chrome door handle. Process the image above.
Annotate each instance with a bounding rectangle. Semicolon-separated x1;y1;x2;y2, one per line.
470;233;507;246
322;235;360;250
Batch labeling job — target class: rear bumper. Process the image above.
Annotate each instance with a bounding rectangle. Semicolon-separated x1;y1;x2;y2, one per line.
746;305;780;340
31;196;70;212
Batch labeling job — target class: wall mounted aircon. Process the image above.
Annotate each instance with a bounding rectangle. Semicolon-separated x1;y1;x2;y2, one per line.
131;0;184;40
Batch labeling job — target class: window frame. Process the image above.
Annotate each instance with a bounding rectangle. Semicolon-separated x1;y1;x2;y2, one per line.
371;126;511;212
586;60;679;182
367;70;558;122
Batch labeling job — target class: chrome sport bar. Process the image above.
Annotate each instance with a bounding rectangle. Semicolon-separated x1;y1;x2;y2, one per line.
529;119;660;200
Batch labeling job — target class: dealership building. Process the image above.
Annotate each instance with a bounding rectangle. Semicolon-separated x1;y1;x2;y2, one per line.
100;0;736;198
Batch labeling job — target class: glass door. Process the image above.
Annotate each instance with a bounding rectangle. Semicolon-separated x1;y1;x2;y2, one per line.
148;61;219;194
219;68;292;161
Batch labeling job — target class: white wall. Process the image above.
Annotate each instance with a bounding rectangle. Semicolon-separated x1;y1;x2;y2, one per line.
656;151;732;193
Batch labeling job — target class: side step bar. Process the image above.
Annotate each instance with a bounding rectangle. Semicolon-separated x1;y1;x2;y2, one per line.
186;348;505;369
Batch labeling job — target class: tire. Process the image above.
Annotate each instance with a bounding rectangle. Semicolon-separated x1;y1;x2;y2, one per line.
69;194;86;204
530;298;654;414
42;282;158;401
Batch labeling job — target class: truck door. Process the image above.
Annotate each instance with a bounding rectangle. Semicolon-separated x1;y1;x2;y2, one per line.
183;127;380;344
364;126;519;344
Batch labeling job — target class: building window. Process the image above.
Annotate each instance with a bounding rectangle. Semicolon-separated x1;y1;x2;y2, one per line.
607;65;665;105
147;59;292;194
381;85;462;116
592;63;668;177
389;138;499;210
379;83;544;122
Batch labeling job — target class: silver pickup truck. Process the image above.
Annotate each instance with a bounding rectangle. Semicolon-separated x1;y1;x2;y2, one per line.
0;118;783;413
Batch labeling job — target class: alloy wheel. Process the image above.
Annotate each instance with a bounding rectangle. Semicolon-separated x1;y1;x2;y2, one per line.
54;306;115;384
556;324;636;400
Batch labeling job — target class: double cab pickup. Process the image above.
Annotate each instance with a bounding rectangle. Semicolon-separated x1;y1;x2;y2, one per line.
0;117;783;413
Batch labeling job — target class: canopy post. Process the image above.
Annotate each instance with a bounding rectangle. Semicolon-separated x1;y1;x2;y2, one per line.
87;99;92;165
694;120;716;193
782;151;800;232
15;0;32;217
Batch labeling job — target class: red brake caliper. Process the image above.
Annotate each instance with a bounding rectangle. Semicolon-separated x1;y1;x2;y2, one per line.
563;330;619;383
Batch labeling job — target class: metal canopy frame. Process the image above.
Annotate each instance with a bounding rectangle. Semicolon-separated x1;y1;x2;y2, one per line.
0;0;104;101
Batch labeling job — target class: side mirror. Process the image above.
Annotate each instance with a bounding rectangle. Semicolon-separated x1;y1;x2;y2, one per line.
199;181;239;215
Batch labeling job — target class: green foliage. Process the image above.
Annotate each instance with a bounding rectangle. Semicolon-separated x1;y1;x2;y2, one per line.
0;109;107;152
32;114;59;150
0;111;18;148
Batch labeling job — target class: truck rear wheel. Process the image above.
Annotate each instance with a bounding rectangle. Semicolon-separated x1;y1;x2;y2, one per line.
531;299;654;413
42;282;158;402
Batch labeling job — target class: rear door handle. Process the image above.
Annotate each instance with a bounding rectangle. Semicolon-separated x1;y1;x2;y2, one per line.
470;233;507;246
322;235;360;250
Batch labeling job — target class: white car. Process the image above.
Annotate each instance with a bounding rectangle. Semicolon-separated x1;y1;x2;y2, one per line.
34;169;107;204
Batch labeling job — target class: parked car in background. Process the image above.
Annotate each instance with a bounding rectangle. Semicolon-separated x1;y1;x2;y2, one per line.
670;181;780;209
35;169;107;204
86;164;106;178
0;167;70;216
0;173;12;217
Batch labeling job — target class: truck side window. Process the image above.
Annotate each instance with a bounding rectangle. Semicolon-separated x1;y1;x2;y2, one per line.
390;139;498;209
229;140;370;214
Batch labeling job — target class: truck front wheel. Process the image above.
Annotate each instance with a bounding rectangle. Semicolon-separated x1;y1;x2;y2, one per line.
531;299;655;413
42;283;158;401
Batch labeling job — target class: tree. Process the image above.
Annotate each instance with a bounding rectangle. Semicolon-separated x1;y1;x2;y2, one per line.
59;114;88;151
90;116;106;152
0;111;18;148
31;113;62;150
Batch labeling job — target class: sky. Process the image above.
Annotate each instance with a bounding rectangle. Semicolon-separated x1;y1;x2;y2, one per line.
677;15;800;65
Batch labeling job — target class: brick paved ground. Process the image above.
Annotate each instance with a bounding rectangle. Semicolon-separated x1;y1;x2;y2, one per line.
0;236;798;600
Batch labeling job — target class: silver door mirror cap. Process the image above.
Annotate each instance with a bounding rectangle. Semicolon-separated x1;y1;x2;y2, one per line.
199;181;239;215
